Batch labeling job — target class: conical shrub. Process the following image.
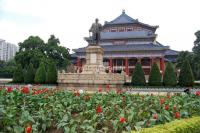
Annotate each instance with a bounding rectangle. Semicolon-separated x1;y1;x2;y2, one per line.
46;61;57;84
131;62;146;86
34;62;46;84
163;63;177;86
178;60;194;86
148;63;162;86
13;64;24;83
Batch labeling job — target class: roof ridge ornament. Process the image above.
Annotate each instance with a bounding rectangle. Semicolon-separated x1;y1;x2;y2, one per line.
122;9;125;14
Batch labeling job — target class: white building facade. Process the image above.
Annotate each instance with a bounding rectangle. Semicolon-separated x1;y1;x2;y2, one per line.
0;39;18;61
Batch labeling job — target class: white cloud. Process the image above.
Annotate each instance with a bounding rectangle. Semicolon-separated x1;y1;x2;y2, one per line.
1;0;200;52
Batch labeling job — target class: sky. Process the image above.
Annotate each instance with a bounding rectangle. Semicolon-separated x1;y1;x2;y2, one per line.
0;0;200;53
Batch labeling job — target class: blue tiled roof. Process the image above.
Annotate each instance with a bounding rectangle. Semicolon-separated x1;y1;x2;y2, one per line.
73;43;169;53
105;11;137;24
164;49;179;56
104;11;158;29
100;31;155;40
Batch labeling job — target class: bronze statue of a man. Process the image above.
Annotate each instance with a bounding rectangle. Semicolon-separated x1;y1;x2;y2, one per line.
89;18;102;44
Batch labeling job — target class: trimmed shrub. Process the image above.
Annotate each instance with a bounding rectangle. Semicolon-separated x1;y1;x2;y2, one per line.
24;63;35;83
178;60;194;86
131;62;146;86
13;64;24;83
34;62;46;84
163;63;177;86
46;62;57;84
148;63;162;86
132;117;200;133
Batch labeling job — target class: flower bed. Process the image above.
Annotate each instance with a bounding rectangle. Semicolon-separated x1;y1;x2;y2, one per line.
0;87;200;133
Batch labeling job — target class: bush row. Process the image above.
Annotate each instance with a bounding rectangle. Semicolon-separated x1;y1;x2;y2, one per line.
132;116;200;133
13;61;57;84
131;60;194;87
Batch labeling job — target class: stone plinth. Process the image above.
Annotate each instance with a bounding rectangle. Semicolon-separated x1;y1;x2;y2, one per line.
58;45;125;91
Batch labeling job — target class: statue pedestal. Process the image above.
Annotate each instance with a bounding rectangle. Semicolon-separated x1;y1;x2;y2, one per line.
58;44;126;91
82;45;105;74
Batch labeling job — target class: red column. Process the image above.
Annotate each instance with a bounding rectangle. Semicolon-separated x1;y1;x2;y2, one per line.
125;58;129;75
150;57;155;66
109;58;113;73
160;57;165;74
76;58;81;72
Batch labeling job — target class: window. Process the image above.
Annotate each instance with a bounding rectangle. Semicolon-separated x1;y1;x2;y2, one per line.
118;27;125;32
110;28;117;32
126;27;133;31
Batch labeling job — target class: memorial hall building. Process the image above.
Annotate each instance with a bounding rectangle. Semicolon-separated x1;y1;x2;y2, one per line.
72;10;178;78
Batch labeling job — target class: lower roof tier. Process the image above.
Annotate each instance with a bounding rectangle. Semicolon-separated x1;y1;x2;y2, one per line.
73;43;169;53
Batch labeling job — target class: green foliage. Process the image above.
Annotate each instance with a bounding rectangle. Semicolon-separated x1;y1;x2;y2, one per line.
46;61;57;84
13;64;24;83
34;62;46;83
178;60;194;86
0;59;16;78
15;35;70;70
132;117;200;133
148;63;162;86
131;62;146;86
24;63;35;83
163;63;177;86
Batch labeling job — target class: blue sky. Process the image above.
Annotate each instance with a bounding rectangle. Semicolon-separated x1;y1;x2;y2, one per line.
0;0;200;53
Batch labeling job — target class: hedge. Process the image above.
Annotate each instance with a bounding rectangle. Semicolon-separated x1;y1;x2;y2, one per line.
132;116;200;133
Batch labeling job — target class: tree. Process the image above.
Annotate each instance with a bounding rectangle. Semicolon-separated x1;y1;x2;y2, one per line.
46;61;57;84
178;60;194;86
15;35;70;70
148;63;162;86
192;31;200;80
163;63;177;86
176;51;193;69
24;63;35;83
13;64;24;83
131;62;146;86
0;59;16;78
34;62;46;84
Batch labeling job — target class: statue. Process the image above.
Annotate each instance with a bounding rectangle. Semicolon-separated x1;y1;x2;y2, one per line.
89;18;102;44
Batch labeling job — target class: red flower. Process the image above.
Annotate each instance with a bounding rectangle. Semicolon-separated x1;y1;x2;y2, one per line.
175;112;180;119
98;87;102;92
152;113;158;120
96;105;102;114
116;89;122;94
74;91;80;97
167;94;170;99
119;117;126;123
42;88;48;93
164;105;169;110
106;84;110;92
173;105;177;110
160;99;165;105
195;91;200;96
21;86;29;94
7;87;13;93
26;126;32;133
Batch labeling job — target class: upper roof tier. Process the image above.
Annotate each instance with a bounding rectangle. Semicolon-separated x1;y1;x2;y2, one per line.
104;10;158;29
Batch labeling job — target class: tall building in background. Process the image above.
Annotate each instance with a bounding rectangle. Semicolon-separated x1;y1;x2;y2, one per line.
72;10;179;79
0;39;18;61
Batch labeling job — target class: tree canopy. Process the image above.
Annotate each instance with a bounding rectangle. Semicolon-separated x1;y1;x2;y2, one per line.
148;63;162;86
15;35;70;70
131;62;146;86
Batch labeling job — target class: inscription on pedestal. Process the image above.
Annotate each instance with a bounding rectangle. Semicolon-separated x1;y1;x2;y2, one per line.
90;53;97;64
